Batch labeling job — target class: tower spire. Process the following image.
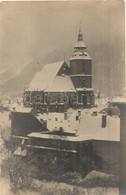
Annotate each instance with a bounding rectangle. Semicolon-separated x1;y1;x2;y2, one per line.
78;22;83;42
79;21;81;34
74;24;87;52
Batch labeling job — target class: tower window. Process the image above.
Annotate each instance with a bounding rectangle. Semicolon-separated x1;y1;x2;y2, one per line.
83;63;85;74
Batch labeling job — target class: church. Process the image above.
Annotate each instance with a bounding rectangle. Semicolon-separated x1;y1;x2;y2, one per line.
11;27;122;178
23;28;94;112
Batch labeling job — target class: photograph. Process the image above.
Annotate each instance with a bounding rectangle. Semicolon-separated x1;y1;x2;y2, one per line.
0;1;125;194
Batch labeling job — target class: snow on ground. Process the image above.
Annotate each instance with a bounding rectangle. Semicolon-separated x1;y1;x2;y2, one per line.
0;177;119;195
0;112;10;128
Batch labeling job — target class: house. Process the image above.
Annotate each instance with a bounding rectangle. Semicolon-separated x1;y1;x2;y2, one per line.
11;105;120;175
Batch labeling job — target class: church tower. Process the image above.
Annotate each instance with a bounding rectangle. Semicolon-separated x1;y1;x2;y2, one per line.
70;27;94;107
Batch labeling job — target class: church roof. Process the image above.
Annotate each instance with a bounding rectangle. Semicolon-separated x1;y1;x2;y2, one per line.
45;76;76;92
29;61;66;91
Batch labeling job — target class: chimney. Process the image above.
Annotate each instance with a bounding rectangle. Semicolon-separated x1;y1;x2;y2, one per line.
101;112;107;128
78;109;81;116
64;112;67;120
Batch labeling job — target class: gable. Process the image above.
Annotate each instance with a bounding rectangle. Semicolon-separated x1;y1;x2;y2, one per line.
57;62;70;76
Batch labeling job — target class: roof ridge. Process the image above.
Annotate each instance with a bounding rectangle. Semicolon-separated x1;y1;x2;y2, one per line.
44;60;65;67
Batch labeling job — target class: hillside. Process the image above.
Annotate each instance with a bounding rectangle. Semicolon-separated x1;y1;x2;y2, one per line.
0;1;125;97
0;58;45;96
0;47;124;97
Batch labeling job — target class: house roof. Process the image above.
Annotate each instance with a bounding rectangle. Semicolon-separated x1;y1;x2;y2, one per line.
44;76;76;92
33;107;120;142
28;112;120;142
78;112;120;142
27;132;92;142
12;107;33;113
112;96;126;104
29;61;66;91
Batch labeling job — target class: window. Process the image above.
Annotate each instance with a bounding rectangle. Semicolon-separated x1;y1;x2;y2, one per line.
83;63;85;74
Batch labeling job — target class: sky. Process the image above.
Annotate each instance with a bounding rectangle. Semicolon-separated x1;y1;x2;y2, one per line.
0;1;125;72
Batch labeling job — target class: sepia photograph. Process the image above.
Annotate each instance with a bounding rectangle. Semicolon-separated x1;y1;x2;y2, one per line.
0;1;125;194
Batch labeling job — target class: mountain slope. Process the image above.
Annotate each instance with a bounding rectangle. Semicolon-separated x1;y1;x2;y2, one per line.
0;57;45;95
0;42;125;97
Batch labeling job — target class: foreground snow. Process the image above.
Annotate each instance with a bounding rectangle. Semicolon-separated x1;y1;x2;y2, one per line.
0;177;119;195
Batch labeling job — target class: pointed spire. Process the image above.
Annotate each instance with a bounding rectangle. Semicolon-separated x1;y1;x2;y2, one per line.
78;22;83;42
74;24;87;52
79;21;82;34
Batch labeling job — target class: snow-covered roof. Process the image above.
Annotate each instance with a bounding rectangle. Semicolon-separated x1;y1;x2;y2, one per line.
12;107;32;113
78;112;120;142
44;76;76;92
29;61;66;91
27;132;92;142
76;88;93;92
112;96;126;104
30;108;120;142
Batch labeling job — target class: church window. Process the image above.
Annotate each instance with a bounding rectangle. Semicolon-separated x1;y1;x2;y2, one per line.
63;68;66;72
23;92;31;104
61;94;68;104
70;95;78;105
33;93;43;103
44;94;48;104
50;95;58;104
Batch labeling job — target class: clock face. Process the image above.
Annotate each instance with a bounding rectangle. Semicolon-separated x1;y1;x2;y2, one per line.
80;77;87;87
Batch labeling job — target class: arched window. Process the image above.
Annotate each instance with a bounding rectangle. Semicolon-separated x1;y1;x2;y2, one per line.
23;91;31;105
33;93;43;103
81;94;90;105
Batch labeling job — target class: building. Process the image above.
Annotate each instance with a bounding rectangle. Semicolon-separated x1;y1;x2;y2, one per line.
11;104;120;175
11;28;121;177
23;27;94;112
112;95;126;193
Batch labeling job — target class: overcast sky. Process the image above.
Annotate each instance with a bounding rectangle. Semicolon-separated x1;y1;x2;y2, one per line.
0;1;125;73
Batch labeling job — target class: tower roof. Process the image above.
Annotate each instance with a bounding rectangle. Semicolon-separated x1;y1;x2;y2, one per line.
74;27;87;49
